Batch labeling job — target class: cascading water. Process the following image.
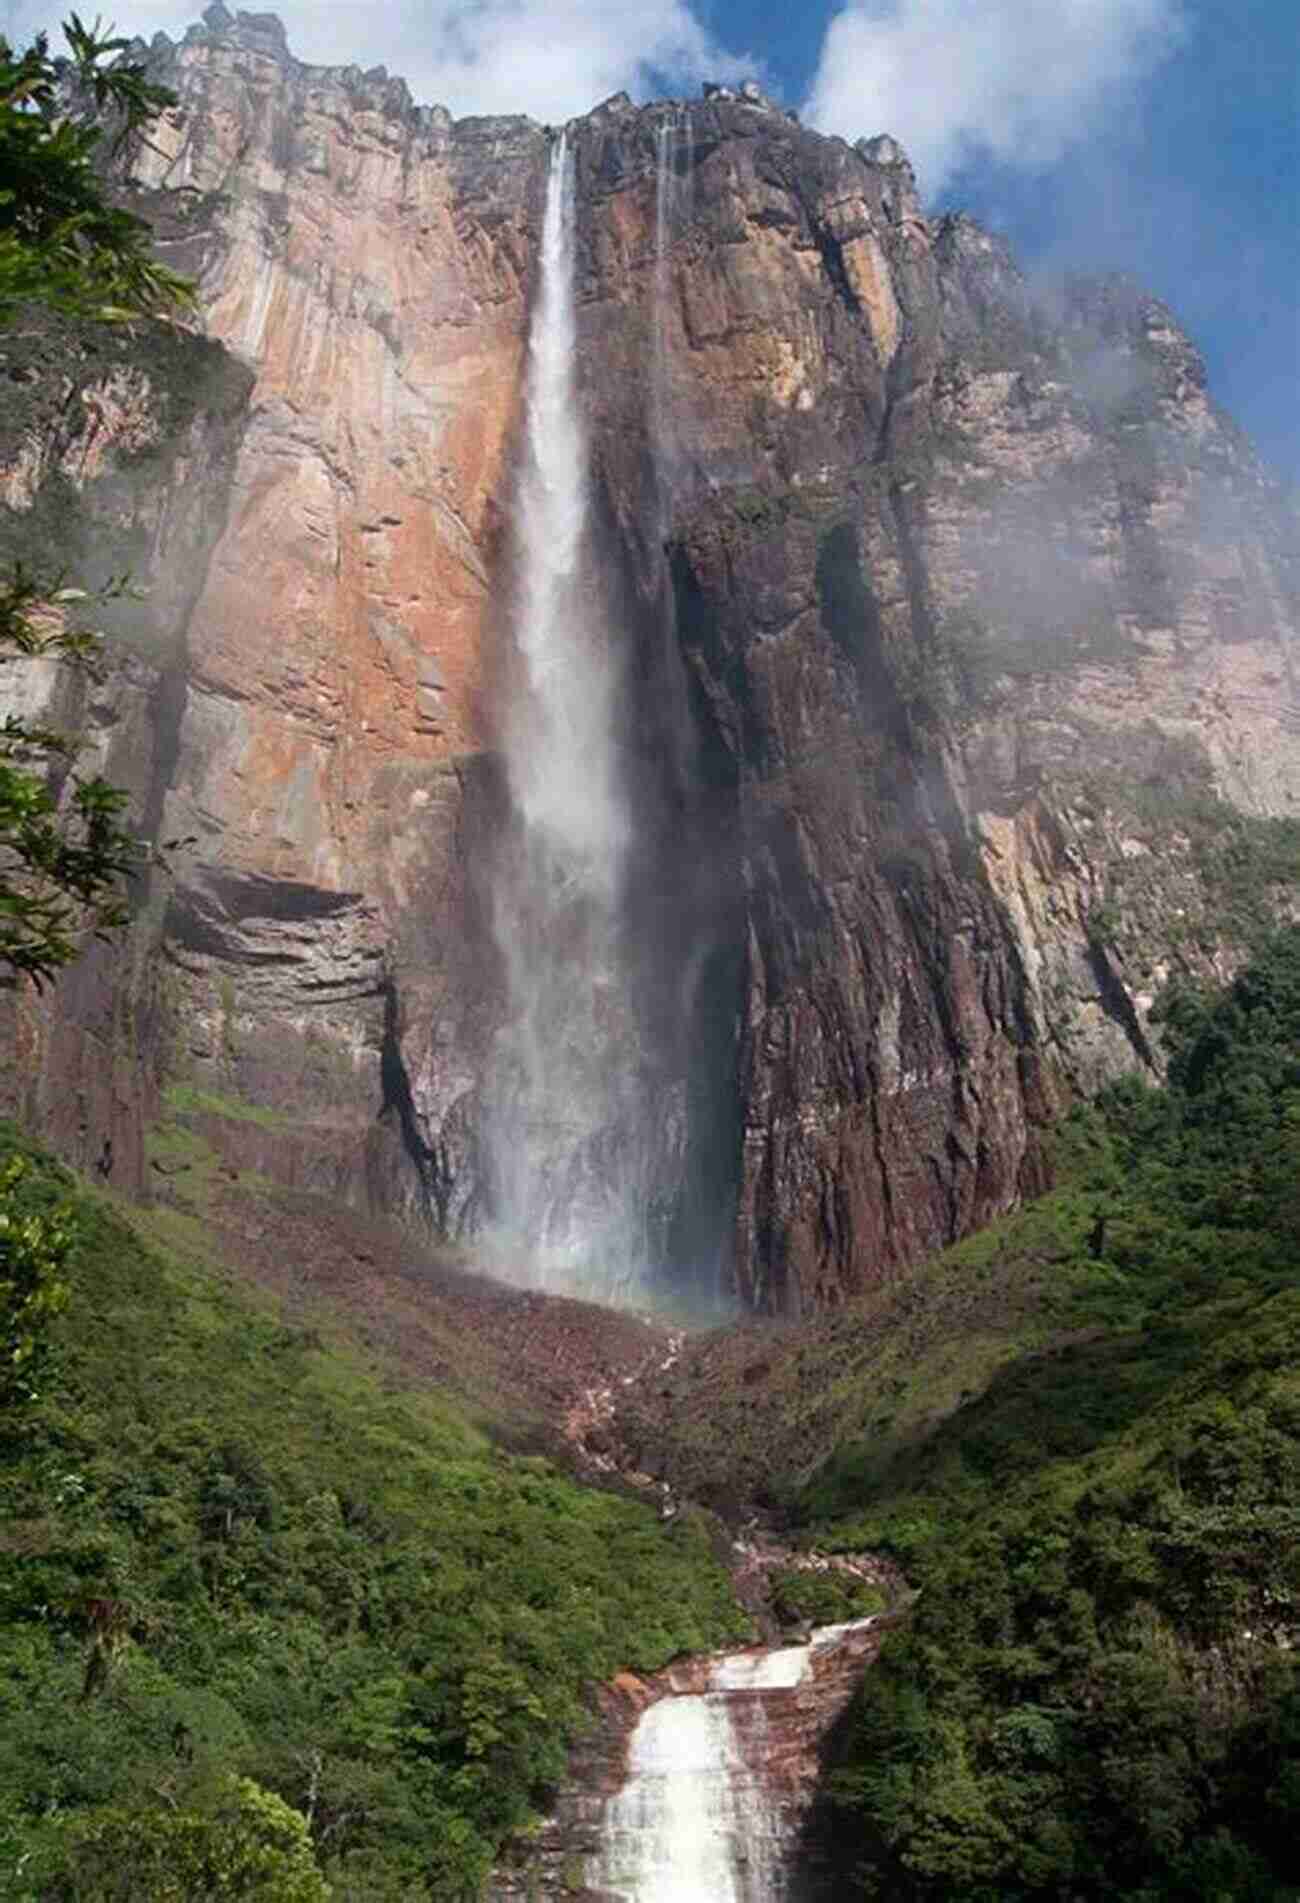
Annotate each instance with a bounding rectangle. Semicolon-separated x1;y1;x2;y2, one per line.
642;108;740;1315
482;131;653;1303
594;1696;759;1901
591;1621;879;1900
652;117;674;492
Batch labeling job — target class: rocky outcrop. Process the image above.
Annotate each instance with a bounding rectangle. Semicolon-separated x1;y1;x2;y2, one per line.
117;15;548;1223
3;14;543;1209
542;97;1298;1310
2;10;1296;1308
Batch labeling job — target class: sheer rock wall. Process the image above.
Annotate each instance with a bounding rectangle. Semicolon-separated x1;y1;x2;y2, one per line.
2;9;1296;1307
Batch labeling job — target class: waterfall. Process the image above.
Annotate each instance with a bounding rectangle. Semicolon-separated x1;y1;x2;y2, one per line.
482;132;652;1304
643;106;738;1315
592;1689;785;1902
594;1695;758;1902
652;117;674;495
591;1621;879;1900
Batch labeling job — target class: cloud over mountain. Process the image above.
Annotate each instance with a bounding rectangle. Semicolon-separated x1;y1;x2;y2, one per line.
3;0;751;123
805;0;1186;195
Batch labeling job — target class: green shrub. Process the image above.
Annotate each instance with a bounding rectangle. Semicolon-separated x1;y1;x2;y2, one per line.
40;1777;329;1902
769;1568;885;1629
0;1154;72;1406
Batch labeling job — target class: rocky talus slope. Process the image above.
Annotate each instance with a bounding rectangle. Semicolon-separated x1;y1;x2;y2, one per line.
1;5;1297;1310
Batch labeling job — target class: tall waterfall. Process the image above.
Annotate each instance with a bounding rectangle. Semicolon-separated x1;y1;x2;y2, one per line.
652;117;674;492
483;132;651;1303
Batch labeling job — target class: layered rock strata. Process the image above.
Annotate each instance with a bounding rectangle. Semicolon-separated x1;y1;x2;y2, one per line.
2;8;1296;1307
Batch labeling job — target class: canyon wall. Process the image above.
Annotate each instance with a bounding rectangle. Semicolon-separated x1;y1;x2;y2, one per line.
2;6;1296;1309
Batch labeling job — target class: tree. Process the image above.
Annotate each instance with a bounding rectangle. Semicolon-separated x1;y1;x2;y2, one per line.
55;1776;332;1900
0;1152;72;1405
0;14;192;323
0;16;192;985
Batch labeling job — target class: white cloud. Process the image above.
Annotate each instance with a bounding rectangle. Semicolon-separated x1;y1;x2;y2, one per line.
0;0;752;123
806;0;1186;198
0;0;1182;191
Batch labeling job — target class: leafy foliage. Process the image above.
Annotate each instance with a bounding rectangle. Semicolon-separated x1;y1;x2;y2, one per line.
0;17;192;984
0;16;191;324
0;1154;72;1405
810;928;1300;1900
51;1776;331;1902
768;1566;884;1631
0;1131;748;1898
0;568;146;980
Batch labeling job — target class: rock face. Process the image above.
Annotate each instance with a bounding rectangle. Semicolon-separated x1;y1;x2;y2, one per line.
0;310;253;1187
2;10;1297;1308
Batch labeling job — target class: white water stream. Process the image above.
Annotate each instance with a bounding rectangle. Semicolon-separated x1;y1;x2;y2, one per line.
483;132;651;1303
594;1694;761;1902
592;1620;876;1900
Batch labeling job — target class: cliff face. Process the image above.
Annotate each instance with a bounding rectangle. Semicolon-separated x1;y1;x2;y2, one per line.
0;309;252;1186
577;116;1300;1310
2;9;1296;1309
4;11;545;1215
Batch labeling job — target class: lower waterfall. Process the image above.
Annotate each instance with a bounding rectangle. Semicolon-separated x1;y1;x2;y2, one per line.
590;1621;878;1900
593;1695;773;1902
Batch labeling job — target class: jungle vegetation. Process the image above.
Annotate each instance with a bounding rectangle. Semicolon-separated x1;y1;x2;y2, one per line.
0;1128;748;1899
810;926;1300;1901
0;15;190;984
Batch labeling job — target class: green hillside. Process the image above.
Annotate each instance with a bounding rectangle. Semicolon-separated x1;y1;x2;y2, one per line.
0;1136;747;1900
4;922;1298;1899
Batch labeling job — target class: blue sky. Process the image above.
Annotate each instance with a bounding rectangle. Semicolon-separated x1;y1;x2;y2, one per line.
6;0;1296;481
704;0;1298;483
